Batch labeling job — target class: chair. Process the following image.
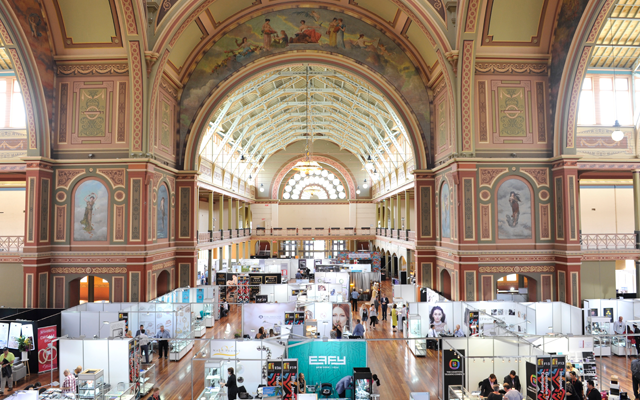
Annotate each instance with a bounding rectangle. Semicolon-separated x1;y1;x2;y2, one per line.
320;383;333;398
11;358;26;382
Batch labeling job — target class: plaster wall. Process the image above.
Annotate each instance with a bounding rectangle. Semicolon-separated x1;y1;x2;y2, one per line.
278;204;349;227
0;188;25;236
580;186;634;234
581;261;616;300
0;263;23;307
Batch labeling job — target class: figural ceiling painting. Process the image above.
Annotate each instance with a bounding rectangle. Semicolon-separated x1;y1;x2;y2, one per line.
180;8;431;143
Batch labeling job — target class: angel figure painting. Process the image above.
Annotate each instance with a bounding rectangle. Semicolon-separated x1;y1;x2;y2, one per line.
440;183;450;239
497;179;532;239
157;185;169;239
74;179;109;241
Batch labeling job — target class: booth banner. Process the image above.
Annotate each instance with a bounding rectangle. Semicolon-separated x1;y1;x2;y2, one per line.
299;259;307;269
283;359;298;399
118;312;129;331
37;325;58;372
129;339;140;396
288;341;367;389
603;307;613;322
294;312;305;325
0;323;8;348
331;302;352;332
20;324;35;351
197;288;204;303
256;295;268;303
285;312;295;326
550;356;566;400
182;290;190;303
267;360;283;386
536;357;551;400
8;322;21;349
443;349;464;400
526;362;537;400
468;311;479;336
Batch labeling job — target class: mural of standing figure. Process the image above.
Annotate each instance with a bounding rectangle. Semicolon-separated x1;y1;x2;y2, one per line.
80;193;97;233
262;19;276;50
506;191;521;227
159;196;166;231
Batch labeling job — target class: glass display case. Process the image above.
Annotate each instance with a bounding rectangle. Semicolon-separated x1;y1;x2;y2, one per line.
406;315;426;357
198;361;223;400
588;317;612;356
304;320;318;338
193;318;206;338
448;385;481;400
77;369;105;400
410;393;430;400
612;336;636;356
203;299;215;327
38;389;74;399
140;363;156;396
104;384;135;400
169;339;194;361
353;367;372;400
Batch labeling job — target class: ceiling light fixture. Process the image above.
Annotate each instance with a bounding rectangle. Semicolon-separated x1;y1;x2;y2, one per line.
356;186;361;195
363;179;368;189
293;65;322;176
612;68;624;142
259;184;264;193
240;154;245;161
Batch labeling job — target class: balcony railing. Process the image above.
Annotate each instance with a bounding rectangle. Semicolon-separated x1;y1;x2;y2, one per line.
253;227;372;237
0;236;23;252
375;228;415;241
581;233;636;250
197;229;251;244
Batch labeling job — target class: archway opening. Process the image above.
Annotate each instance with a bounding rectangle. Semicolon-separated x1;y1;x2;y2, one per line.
69;276;110;306
496;274;537;302
440;269;452;300
157;270;171;297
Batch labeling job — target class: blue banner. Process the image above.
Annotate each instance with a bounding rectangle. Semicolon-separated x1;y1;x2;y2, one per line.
182;290;190;303
288;341;367;389
197;288;204;303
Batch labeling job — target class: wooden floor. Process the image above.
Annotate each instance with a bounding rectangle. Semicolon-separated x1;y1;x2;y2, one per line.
9;280;637;399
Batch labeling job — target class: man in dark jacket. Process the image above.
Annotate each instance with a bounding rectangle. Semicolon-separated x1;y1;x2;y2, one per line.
481;374;498;397
380;294;390;321
632;358;640;398
503;370;521;392
570;372;584;400
586;380;601;400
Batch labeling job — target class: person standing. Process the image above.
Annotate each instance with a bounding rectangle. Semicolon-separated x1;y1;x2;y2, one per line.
380;294;389;321
503;370;521;392
139;328;150;363
0;348;14;395
352;319;365;337
156;325;171;360
62;369;77;393
298;373;306;394
369;304;378;330
634;323;640;355
360;303;368;324
351;289;359;312
615;316;626;336
261;19;276;50
374;296;380;315
391;304;398;331
135;324;145;337
570;372;583;400
586;380;601;400
221;367;238;399
150;388;161;400
632;358;640;398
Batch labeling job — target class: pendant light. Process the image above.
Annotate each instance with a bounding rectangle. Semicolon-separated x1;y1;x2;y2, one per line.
363;179;368;189
611;68;624;142
259;184;264;192
356;186;361;195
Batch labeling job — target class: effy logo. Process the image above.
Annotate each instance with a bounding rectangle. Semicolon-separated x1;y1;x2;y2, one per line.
309;356;346;365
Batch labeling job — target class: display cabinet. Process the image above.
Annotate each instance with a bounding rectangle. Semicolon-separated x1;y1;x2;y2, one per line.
448;385;481;400
198;361;224;400
169;339;194;361
38;389;73;399
193;318;206;338
410;393;430;400
304;320;318;338
612;336;637;356
588;317;612;356
140;363;156;396
406;315;426;357
353;367;372;400
77;369;105;400
203;299;215;327
104;384;135;400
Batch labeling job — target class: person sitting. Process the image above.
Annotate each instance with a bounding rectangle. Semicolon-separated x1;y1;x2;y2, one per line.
503;383;523;400
487;384;503;400
503;370;521;392
426;323;439;349
255;327;266;339
480;374;498;398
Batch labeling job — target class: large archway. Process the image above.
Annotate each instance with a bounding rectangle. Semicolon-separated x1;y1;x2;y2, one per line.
68;276;110;306
157;270;171;297
440;269;452;300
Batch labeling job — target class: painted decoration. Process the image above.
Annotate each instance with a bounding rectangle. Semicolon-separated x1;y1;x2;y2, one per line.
179;8;431;145
497;178;532;239
74;179;109;241
440;183;450;238
157;184;169;239
498;87;526;137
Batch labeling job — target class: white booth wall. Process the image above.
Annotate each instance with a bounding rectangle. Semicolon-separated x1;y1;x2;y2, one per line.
393;284;416;303
59;338;131;387
584;299;635;332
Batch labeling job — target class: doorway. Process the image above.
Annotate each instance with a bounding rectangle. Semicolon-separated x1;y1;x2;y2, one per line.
440;269;452;299
157;270;171;297
69;276;110;306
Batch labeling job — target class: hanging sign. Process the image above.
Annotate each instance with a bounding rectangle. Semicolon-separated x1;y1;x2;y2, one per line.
443;349;464;400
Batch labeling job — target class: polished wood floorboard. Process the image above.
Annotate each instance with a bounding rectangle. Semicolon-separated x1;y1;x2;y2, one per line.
8;280;637;399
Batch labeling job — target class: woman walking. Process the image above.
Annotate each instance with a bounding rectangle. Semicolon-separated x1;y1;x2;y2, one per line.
391;304;398;332
369;304;378;330
360;303;369;325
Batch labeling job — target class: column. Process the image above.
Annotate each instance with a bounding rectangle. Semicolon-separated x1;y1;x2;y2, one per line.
227;244;232;267
376;202;380;228
382;200;387;229
219;194;225;233
385;252;389;278
634;170;640;297
208;193;214;234
390;197;395;230
208;249;213;284
246;203;251;231
236;199;241;231
245;241;250;258
236;243;240;262
228;196;233;233
405;191;410;231
396;194;401;232
218;246;223;270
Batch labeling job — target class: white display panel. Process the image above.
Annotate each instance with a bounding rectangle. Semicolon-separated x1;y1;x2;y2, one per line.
242;302;295;335
108;340;131;385
0;323;9;348
20;324;35;350
58;339;84;384
8;322;21;349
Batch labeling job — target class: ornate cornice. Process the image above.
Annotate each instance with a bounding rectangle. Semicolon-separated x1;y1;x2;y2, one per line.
475;62;547;75
57;64;129;76
478;265;555;273
51;267;127;274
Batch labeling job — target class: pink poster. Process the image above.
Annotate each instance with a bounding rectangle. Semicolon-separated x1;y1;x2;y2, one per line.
37;325;58;372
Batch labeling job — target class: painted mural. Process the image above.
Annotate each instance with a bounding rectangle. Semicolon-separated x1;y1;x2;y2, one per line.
179;8;430;146
73;179;109;241
497;179;532;239
440;183;450;238
157;184;169;239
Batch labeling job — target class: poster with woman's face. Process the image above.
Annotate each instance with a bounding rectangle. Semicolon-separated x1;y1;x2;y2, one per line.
429;305;450;333
331;303;351;332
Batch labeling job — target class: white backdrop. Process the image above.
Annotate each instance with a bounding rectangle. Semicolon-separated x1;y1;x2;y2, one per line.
242;302;296;335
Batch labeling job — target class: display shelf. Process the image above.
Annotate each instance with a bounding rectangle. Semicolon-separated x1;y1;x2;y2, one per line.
39;389;75;399
139;363;156;396
569;352;598;387
198;361;224;400
406;315;426;357
169;340;193;361
204;300;215;327
104;384;135;400
448;385;480;400
194;324;206;338
77;369;105;400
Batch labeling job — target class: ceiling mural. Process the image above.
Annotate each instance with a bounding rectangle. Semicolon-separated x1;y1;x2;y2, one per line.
179;8;431;146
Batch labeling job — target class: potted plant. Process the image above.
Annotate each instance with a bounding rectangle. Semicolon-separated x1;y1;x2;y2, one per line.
17;336;31;361
234;332;242;339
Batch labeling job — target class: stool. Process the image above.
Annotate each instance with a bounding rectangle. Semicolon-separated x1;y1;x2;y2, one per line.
22;360;30;375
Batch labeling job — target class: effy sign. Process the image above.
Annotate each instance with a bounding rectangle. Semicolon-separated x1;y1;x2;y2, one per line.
37;325;58;372
309;356;346;365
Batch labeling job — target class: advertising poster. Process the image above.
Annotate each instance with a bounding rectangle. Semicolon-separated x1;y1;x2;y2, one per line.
288;341;367;389
526;362;537;400
20;324;35;351
282;359;298;399
550;356;566;400
331;302;352;332
468;311;479;336
267;360;283;386
443;349;464;400
197;288;204;303
242;302;295;334
603;307;614;322
536;357;551;400
37;325;58;372
182;290;190;303
294;312;305;325
8;322;21;349
0;323;8;348
118;312;129;332
256;295;268;303
285;312;295;326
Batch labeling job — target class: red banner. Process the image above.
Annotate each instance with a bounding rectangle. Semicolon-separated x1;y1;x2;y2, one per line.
37;325;58;373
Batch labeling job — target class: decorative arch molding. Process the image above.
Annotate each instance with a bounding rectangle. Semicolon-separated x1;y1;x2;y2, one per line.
271;155;357;199
183;53;429;171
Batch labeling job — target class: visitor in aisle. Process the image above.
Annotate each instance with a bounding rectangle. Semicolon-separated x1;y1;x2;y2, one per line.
454;325;465;337
73;366;82;378
391;304;398;331
487;384;502;400
369;304;378;329
480;374;498;397
139;328;150;363
150;388;161;400
632;357;640;398
503;370;521;392
586;380;601;400
0;348;14;395
62;369;76;394
298;373;306;394
360;303;369;324
222;300;229;317
351;288;359;311
399;304;407;331
373;296;380;315
156;325;171;360
220;367;238;399
634;324;640;355
570;372;583;399
566;363;580;381
352;319;365;337
381;294;389;321
503;383;522;400
135;324;145;337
